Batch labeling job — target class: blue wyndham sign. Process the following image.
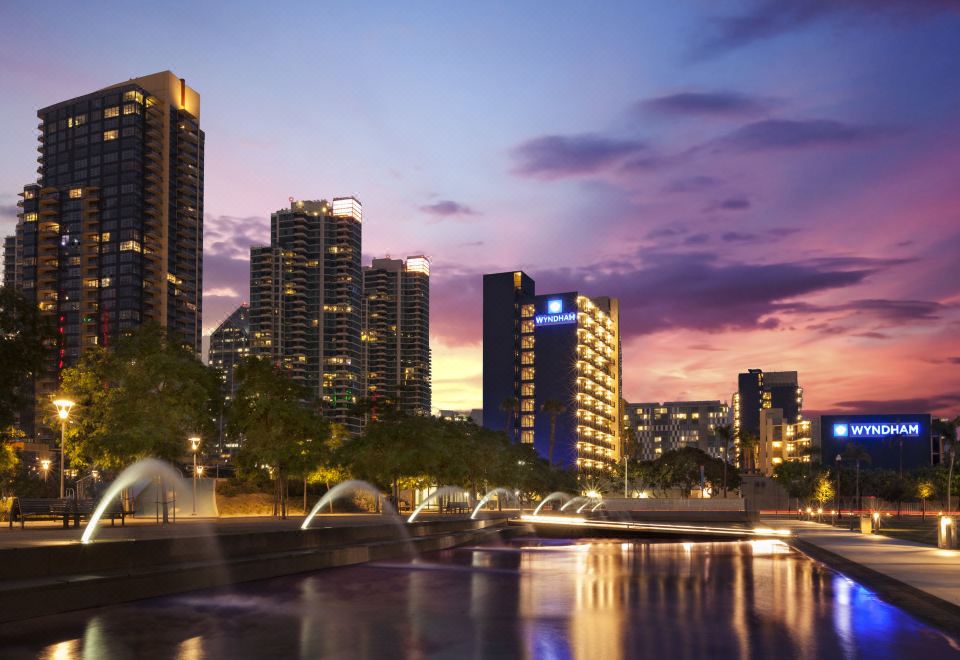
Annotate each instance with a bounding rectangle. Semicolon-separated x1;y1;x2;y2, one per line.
535;312;576;326
833;422;922;438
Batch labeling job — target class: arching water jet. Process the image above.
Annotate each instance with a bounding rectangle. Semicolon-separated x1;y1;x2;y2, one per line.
533;491;574;515
302;480;391;530
407;486;469;523
81;458;183;544
471;487;520;520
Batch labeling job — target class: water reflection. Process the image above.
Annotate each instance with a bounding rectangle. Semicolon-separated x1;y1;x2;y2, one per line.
8;539;958;659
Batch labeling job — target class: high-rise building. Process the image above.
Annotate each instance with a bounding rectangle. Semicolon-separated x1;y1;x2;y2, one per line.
10;71;203;437
482;271;622;473
2;235;15;289
209;304;250;401
733;369;803;467
249;198;362;434
756;408;812;475
624;400;730;461
361;256;431;416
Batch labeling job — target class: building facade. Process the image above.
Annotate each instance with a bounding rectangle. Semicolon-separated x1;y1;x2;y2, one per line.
624;400;730;461
482;271;622;473
733;369;803;467
819;414;933;471
208;304;250;401
756;407;813;475
6;71;203;438
361;256;431;416
249;198;363;434
2;235;15;289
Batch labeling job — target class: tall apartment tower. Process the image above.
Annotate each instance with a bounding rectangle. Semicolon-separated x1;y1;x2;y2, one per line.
2;235;15;289
9;71;203;437
361;256;431;416
209;304;250;402
482;271;622;474
733;369;803;465
249;198;363;434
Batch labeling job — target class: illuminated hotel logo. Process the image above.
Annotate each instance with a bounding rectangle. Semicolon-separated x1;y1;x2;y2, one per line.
535;299;576;326
834;422;921;438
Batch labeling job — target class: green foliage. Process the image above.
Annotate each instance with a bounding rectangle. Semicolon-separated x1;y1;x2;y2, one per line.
56;324;218;469
0;287;54;428
640;447;740;497
338;415;574;499
773;460;814;499
812;472;835;506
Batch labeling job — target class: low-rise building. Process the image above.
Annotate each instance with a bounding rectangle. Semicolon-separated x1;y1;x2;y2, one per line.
624;400;730;461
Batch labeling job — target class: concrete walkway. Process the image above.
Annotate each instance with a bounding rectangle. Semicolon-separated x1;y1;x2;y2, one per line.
766;517;960;613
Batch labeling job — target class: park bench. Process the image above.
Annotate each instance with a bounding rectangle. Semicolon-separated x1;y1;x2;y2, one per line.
7;497;127;529
8;498;72;528
445;501;470;514
70;498;126;528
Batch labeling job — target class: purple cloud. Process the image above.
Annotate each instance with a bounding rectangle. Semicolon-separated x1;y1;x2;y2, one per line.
706;197;751;213
663;176;721;193
718;119;892;151
204;214;270;260
698;0;959;55
829;393;960;415
512;134;646;179
641;91;775;117
420;200;477;217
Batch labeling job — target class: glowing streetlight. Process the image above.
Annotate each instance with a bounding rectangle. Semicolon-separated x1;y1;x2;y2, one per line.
189;436;201;515
52;398;75;498
40;458;51;482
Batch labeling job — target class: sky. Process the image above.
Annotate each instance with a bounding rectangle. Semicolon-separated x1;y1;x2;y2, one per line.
1;1;958;416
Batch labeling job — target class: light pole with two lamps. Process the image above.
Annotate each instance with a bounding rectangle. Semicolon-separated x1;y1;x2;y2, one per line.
189;436;201;515
835;453;842;523
52;398;75;498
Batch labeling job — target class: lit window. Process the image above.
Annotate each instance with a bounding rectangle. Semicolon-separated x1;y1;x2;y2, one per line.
104;107;119;118
123;103;140;115
69;188;82;199
521;351;534;365
521;367;535;381
521;415;535;428
521;304;534;318
521;431;534;444
103;130;118;141
521;399;535;412
123;90;144;104
521;335;534;349
83;278;99;288
521;383;534;397
23;212;38;222
100;277;112;287
521;320;534;334
119;240;142;252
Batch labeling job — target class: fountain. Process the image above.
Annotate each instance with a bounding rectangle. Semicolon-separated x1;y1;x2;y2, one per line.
533;491;574;515
81;458;184;544
560;496;590;512
590;501;606;512
407;485;469;523
302;480;391;530
576;498;599;513
470;487;519;520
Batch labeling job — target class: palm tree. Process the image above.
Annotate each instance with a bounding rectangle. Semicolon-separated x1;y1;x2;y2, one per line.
499;397;520;441
934;416;960;512
840;443;871;512
739;431;759;473
540;399;565;465
715;423;734;496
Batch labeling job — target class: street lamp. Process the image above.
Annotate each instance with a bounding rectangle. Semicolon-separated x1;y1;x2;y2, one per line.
53;398;75;498
40;458;51;482
189;436;201;515
835;454;842;522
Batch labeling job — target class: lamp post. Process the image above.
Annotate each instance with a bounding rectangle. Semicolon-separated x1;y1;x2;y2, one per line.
189;436;201;515
53;399;75;498
40;458;51;482
835;454;842;522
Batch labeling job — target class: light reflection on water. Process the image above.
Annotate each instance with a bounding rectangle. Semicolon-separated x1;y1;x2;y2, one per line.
8;539;959;659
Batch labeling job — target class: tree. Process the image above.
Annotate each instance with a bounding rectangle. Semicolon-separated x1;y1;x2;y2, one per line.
812;472;835;508
738;431;759;473
917;480;934;519
0;287;54;429
57;324;219;470
540;400;565;466
934;417;960;512
499;397;520;441
648;447;738;497
229;357;330;519
715;423;734;495
840;443;871;511
773;461;813;501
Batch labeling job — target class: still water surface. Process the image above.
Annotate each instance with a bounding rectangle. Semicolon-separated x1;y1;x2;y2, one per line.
4;538;958;659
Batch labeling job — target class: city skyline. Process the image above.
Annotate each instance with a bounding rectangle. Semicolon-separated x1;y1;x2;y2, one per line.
2;2;959;414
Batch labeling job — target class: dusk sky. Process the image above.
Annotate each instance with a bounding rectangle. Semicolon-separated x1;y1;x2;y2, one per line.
2;1;958;415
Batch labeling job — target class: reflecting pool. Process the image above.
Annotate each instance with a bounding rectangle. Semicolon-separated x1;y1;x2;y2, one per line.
4;538;958;659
